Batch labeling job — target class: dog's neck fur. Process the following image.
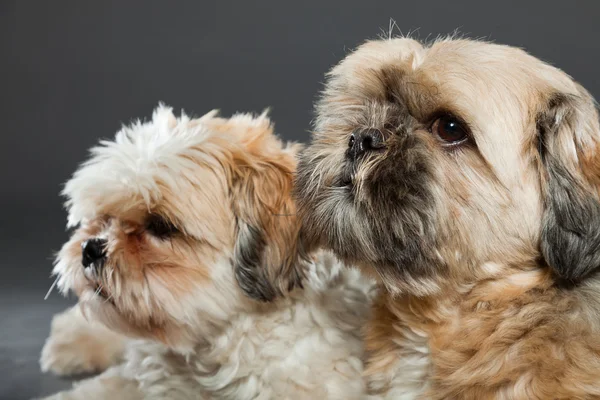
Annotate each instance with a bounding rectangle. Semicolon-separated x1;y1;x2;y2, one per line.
131;252;373;399
364;261;600;399
166;261;276;354
146;260;294;397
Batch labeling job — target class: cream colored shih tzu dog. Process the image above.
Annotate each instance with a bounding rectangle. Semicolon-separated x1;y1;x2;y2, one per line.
295;37;600;399
39;106;374;400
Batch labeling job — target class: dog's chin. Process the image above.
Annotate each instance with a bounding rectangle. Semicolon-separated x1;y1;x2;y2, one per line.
78;289;147;336
55;257;122;325
77;273;200;352
75;278;119;321
300;174;376;263
77;280;162;340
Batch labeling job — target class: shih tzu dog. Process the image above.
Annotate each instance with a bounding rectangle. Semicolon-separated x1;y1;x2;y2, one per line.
295;37;600;399
39;106;374;400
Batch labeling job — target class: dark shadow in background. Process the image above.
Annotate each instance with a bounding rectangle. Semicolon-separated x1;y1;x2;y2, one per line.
2;1;599;398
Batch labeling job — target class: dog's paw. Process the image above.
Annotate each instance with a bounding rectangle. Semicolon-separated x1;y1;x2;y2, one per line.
40;333;105;376
36;366;142;400
40;306;127;376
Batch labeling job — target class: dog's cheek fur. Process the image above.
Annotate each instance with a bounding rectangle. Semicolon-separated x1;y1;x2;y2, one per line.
359;133;446;291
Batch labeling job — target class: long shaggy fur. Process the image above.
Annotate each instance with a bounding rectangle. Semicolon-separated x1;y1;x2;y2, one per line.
295;37;600;399
40;106;375;399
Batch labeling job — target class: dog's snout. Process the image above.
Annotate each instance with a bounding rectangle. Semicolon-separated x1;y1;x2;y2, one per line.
347;128;385;161
81;238;107;268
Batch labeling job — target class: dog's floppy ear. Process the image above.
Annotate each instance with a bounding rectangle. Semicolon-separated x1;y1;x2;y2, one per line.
537;83;600;284
227;117;304;302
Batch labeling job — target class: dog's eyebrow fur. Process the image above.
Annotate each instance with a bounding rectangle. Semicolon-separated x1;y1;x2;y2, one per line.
375;64;447;122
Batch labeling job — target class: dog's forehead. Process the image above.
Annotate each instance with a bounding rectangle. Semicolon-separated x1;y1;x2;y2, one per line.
63;107;233;227
65;150;228;228
330;39;572;118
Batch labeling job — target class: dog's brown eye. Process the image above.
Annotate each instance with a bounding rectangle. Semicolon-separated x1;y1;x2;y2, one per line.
431;115;468;145
146;215;179;239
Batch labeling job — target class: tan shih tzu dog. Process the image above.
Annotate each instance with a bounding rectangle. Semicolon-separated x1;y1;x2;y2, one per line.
39;105;374;400
295;37;600;399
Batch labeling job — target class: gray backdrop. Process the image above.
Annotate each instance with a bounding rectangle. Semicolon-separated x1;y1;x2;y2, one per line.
2;1;599;399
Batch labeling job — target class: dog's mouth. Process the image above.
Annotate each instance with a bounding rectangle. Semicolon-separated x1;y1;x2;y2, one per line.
337;163;357;189
82;262;113;302
83;259;102;274
339;172;355;188
92;282;111;300
336;149;386;190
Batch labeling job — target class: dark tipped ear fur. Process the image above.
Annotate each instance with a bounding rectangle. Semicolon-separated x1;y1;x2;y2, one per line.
538;85;600;284
229;145;304;302
233;220;278;302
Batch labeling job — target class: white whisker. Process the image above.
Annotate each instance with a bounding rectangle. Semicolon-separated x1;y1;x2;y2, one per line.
44;276;60;300
389;18;400;40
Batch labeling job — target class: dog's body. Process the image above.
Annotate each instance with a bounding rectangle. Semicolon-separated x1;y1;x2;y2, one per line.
40;107;374;400
295;37;600;399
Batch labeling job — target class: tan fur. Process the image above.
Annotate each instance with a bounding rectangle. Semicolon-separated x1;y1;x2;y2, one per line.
366;270;600;399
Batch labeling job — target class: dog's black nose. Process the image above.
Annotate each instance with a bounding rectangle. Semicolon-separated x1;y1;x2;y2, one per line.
81;238;107;268
347;128;385;161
